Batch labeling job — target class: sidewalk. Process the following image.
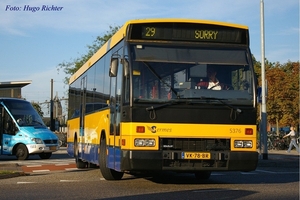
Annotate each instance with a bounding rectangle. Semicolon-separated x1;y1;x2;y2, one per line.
257;149;299;168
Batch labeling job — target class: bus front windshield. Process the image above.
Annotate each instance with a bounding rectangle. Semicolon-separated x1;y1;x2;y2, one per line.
131;44;254;105
3;99;46;127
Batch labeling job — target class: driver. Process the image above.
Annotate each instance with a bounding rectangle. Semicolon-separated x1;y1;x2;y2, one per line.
197;66;224;90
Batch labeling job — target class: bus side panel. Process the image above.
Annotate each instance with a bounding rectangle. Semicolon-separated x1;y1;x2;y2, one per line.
67;117;79;157
81;143;99;164
107;146;122;171
2;134;18;155
90;143;99;165
67;143;74;157
74;109;110;164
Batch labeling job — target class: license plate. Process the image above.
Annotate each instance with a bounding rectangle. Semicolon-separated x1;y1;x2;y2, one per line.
183;152;211;159
49;146;57;150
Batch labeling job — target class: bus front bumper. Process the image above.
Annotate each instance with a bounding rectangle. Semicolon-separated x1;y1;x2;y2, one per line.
121;150;258;172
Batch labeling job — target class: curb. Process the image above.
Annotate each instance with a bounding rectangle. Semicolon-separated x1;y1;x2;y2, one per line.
0;172;27;179
0;163;27;179
0;163;23;171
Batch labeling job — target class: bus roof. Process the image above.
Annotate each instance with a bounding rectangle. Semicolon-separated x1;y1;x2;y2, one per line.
69;19;249;84
125;18;248;29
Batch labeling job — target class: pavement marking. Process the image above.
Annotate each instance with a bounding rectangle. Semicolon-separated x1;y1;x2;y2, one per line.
17;182;36;184
65;168;79;171
32;170;50;173
60;180;79;182
27;165;42;167
55;163;71;166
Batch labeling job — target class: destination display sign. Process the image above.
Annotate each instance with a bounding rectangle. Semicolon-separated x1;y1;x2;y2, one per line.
129;23;248;45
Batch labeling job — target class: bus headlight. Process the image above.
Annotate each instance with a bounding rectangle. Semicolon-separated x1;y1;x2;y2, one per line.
31;138;44;144
134;139;155;147
234;140;253;148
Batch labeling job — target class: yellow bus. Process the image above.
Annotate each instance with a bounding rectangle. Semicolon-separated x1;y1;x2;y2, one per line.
67;19;258;180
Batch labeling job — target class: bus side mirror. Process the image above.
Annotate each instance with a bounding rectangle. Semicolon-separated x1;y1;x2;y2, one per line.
121;58;129;77
109;58;119;77
257;86;262;103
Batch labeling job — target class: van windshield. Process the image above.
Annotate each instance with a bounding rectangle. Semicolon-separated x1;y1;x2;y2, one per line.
3;99;46;127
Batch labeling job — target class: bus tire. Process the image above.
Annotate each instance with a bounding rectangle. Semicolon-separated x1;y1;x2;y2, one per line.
15;144;29;160
39;152;52;159
195;171;211;180
99;137;123;180
74;139;86;169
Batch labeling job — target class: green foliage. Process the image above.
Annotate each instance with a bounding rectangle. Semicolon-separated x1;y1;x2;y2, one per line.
31;102;44;118
57;25;121;84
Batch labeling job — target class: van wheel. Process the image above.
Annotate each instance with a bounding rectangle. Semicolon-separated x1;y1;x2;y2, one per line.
74;139;86;168
39;152;52;159
195;171;211;180
99;138;123;180
15;144;29;160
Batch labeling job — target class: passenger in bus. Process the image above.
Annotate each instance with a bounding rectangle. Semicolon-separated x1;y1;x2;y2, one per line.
196;66;225;90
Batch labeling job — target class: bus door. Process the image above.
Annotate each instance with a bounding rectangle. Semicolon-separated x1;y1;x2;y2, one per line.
80;76;87;150
109;57;123;170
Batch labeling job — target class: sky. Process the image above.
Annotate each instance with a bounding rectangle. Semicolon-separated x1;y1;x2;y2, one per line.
0;0;299;117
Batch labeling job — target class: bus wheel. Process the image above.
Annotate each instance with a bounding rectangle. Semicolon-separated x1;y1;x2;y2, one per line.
39;152;52;159
74;140;86;168
99;138;124;180
195;171;211;180
15;144;29;160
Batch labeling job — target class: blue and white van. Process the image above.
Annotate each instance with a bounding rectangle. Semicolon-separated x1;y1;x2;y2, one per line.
0;98;59;160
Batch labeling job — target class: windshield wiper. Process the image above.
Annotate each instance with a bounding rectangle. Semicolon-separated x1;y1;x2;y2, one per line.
145;101;179;120
146;103;174;111
187;97;242;113
144;98;193;111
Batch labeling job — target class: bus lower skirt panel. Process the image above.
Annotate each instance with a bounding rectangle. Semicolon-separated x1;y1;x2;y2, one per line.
121;150;258;172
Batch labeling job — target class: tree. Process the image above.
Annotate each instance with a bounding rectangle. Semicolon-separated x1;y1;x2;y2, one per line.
279;62;299;126
255;58;299;131
266;63;287;128
266;61;299;128
57;25;120;84
31;102;44;118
